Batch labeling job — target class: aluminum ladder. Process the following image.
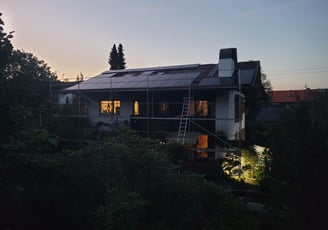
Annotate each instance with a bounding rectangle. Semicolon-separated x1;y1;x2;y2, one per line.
177;97;191;144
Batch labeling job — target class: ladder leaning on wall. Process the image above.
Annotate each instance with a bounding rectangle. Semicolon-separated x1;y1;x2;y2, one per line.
177;97;191;144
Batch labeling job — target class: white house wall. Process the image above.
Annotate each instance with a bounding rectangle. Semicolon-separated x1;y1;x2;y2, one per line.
233;113;245;140
215;92;229;137
86;94;133;128
81;89;244;140
215;90;244;140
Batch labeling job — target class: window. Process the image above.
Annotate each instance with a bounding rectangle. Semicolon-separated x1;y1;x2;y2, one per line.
196;134;208;158
188;101;195;116
100;100;120;115
196;134;208;149
133;101;139;115
195;100;208;116
160;101;169;113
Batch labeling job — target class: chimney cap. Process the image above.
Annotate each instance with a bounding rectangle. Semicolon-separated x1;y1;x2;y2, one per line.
219;48;237;60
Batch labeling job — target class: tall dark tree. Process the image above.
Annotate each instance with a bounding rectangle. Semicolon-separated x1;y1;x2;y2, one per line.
108;44;118;70
0;13;14;146
0;49;57;146
0;13;14;77
117;43;126;69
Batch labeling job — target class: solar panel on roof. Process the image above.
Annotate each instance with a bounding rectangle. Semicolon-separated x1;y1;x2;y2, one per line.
198;78;220;86
240;69;254;85
64;71;200;91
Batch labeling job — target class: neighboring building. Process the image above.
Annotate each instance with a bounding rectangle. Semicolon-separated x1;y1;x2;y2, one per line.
254;89;319;123
269;89;318;104
250;88;323;146
62;48;265;157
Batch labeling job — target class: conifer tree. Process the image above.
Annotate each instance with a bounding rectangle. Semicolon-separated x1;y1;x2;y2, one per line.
117;43;126;69
108;44;118;70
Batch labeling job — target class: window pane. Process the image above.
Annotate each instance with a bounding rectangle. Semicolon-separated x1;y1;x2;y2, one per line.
114;100;120;114
100;100;112;114
160;101;169;113
100;100;120;115
133;101;139;115
196;100;208;116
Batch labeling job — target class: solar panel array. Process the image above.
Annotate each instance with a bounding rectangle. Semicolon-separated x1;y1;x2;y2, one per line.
198;77;220;87
64;62;257;92
66;72;200;91
240;69;255;85
198;68;255;87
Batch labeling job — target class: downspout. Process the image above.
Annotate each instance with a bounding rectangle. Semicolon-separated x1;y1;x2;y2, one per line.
238;69;242;178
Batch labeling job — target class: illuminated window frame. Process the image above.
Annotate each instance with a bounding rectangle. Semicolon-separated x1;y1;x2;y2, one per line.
133;101;139;115
160;101;169;113
195;100;208;116
100;100;120;115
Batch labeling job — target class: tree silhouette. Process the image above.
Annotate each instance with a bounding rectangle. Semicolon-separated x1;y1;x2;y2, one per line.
0;13;14;78
108;44;118;70
109;43;126;70
117;43;126;69
269;93;328;229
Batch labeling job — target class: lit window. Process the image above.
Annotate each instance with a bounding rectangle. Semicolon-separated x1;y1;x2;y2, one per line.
133;101;139;115
160;101;169;113
100;100;120;115
196;100;208;116
188;101;195;116
196;134;208;149
196;134;208;158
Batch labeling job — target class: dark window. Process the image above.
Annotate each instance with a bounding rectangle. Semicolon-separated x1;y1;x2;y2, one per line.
160;101;169;113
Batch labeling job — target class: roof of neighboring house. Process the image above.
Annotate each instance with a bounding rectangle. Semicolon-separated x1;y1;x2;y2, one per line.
270;89;318;103
63;61;262;92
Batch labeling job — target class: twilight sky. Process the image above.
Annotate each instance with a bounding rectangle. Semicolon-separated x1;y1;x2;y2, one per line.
2;0;328;90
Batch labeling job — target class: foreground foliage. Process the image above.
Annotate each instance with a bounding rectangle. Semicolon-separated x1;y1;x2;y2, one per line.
0;125;267;230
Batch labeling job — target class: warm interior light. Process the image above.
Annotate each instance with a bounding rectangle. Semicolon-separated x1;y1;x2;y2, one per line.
134;101;139;115
100;100;120;114
196;100;208;116
196;134;208;158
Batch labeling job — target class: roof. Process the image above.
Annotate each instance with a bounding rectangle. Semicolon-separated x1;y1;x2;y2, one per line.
270;89;317;103
64;61;261;92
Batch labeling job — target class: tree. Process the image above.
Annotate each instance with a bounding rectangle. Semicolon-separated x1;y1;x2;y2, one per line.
117;43;126;69
1;123;267;230
0;12;14;78
0;13;14;146
261;72;272;93
108;44;118;70
108;43;126;70
269;93;328;229
0;49;57;146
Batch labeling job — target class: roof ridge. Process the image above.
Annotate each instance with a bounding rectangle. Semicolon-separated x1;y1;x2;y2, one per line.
102;64;200;74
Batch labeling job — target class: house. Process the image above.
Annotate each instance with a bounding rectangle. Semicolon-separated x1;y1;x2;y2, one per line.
270;89;318;104
254;88;319;123
62;48;265;157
